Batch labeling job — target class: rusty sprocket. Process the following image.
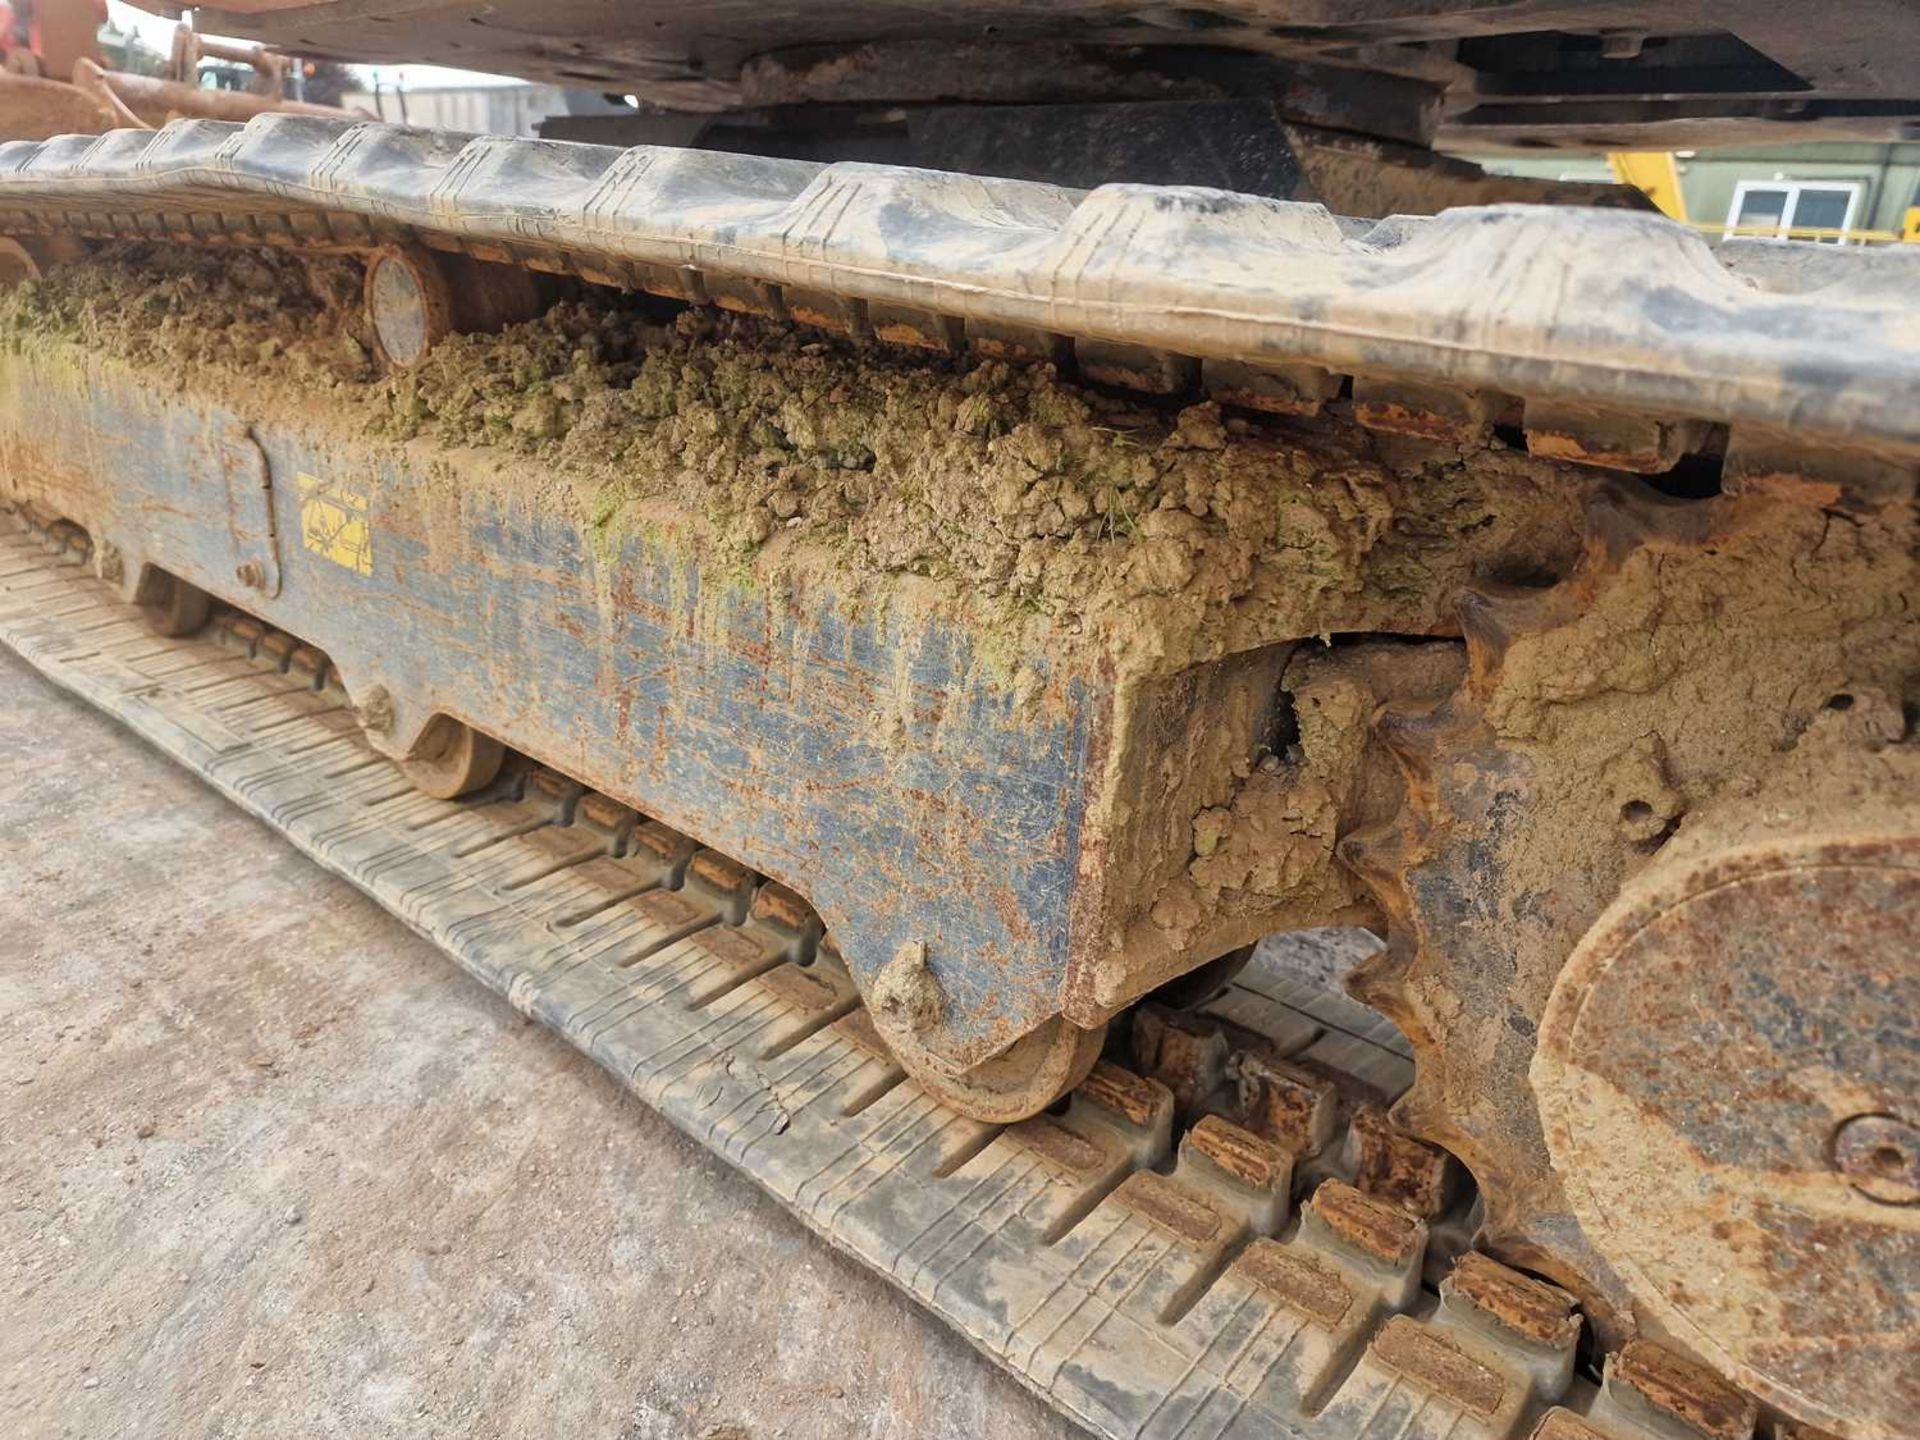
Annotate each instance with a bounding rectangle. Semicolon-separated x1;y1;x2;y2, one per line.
1338;476;1918;1433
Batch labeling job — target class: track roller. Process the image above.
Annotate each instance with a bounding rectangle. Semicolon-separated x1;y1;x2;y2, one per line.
136;569;213;638
398;714;507;800
872;1002;1107;1123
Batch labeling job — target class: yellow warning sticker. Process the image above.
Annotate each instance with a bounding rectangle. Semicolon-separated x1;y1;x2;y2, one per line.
297;471;373;577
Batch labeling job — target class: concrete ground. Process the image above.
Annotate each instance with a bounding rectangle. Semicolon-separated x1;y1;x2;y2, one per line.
0;645;1080;1440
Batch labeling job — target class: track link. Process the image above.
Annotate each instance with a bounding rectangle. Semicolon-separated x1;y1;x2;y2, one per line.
1;506;1797;1440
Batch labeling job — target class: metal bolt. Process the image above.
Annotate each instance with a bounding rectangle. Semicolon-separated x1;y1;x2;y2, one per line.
235;560;265;589
1832;1114;1920;1205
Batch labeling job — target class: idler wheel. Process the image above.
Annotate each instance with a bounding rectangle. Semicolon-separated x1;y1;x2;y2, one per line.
1534;818;1918;1440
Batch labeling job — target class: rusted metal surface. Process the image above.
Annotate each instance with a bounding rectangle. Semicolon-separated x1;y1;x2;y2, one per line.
1352;379;1499;448
363;245;543;368
0;70;119;141
1350;1103;1456;1220
100;69;351;128
867;302;961;354
0;344;1123;1073
1441;1252;1580;1352
1722;429;1918;507
2;115;1915;1440
1199;358;1342;419
0;51;353;144
0;312;1509;1094
1185;1113;1289;1195
1339;474;1917;1410
1609;1341;1758;1440
362;244;452;370
1535;775;1920;1440
1127;978;1506;1275
1074;338;1198;396
1129;1004;1231;1119
1307;1180;1422;1269
0;528;1816;1440
1237;1051;1340;1158
1521;403;1713;477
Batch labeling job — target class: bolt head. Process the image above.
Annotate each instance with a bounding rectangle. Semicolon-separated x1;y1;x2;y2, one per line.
1833;1114;1920;1205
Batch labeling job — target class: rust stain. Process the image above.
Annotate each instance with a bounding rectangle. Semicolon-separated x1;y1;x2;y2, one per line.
1131;1005;1229;1117
1080;1061;1169;1130
260;629;298;667
1079;361;1183;394
1116;1170;1226;1246
631;820;695;869
1309;1180;1421;1268
577;792;634;832
1011;1115;1108;1177
528;768;578;805
1233;1241;1353;1326
1353;398;1483;446
1188;1114;1287;1191
1238;1051;1338;1158
1371;1316;1507;1418
786;298;863;337
870;311;961;352
1352;1105;1454;1219
288;643;331;686
689;849;755;898
751;881;816;935
1613;1340;1757;1440
1443;1252;1580;1349
1527;431;1671;474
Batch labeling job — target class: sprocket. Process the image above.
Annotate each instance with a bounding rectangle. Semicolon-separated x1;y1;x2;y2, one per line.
1337;474;1918;1389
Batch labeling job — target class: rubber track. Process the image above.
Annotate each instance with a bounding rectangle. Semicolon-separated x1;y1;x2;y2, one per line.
3;517;1744;1440
2;116;1918;452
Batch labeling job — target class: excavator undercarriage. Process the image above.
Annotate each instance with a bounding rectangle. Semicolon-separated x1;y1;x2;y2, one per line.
1;94;1915;1440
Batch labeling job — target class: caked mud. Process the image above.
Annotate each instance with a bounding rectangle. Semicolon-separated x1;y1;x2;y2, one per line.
5;243;1909;958
2;243;1595;678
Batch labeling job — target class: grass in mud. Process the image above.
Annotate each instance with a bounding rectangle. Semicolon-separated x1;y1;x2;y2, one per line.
0;242;1593;670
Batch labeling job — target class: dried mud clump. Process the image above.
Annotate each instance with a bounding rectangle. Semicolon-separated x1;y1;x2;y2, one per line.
0;241;375;386
370;294;1594;674
2;243;1596;672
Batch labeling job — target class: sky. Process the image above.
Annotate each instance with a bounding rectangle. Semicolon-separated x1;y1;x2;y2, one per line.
103;2;517;89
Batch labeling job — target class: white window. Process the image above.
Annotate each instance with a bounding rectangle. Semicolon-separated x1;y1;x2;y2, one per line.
1724;180;1863;244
